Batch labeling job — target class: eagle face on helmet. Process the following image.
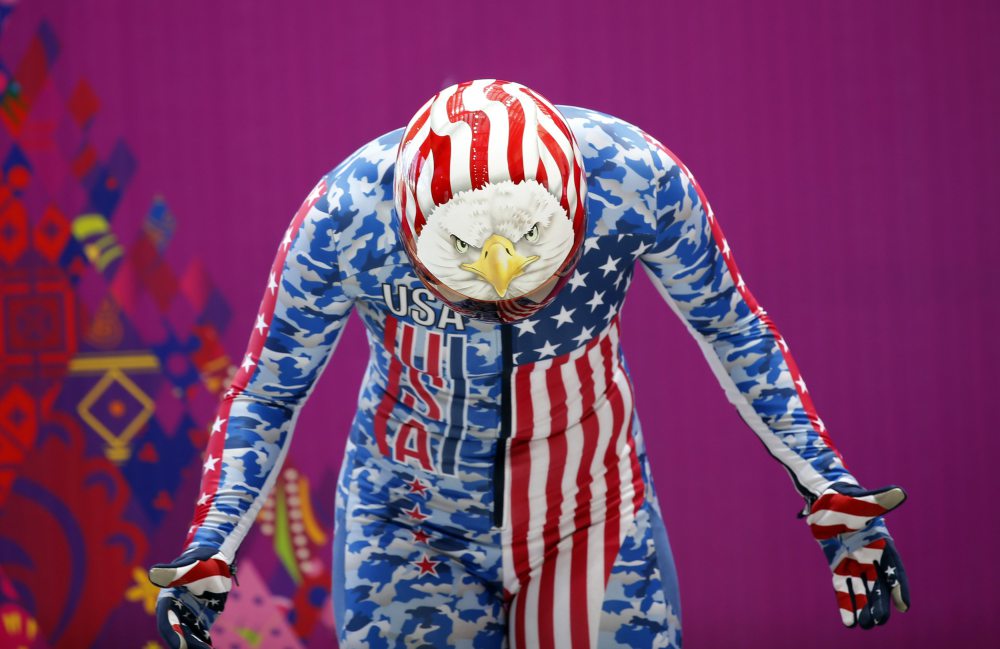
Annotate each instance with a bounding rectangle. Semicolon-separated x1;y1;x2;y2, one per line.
393;79;587;323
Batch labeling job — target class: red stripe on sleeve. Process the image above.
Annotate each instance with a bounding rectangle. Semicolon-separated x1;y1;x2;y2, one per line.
186;178;326;545
646;134;847;467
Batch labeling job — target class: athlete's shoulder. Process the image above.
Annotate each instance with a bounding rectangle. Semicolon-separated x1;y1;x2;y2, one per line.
557;105;678;179
304;128;406;276
314;127;403;222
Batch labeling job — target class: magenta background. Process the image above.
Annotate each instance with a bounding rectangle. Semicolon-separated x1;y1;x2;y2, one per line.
4;0;997;646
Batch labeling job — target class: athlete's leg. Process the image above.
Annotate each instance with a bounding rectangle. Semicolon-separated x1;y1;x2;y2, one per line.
502;430;646;649
596;494;682;648
594;414;682;648
503;384;672;648
332;438;507;648
503;485;680;649
594;407;683;647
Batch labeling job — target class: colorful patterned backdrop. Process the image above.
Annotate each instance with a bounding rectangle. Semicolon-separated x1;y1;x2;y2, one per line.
0;1;997;647
0;5;341;647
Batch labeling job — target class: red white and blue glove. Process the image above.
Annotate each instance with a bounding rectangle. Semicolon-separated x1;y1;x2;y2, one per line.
807;482;910;628
148;547;235;648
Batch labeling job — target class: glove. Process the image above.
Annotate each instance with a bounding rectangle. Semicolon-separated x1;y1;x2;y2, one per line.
148;547;235;648
806;482;910;629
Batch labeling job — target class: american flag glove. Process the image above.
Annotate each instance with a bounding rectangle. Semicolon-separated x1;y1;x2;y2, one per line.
807;482;910;628
147;547;235;648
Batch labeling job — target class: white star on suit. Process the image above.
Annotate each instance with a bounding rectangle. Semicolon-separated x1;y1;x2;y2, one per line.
568;271;588;292
241;354;256;372
514;319;537;335
795;377;808;393
306;181;324;204
583;238;600;252
598;255;619;277
535;341;559;358
254;313;269;335
632;242;651;258
268;272;278;295
572;326;595;347
586;291;605;312
552;306;575;328
203;455;220;473
211;417;226;434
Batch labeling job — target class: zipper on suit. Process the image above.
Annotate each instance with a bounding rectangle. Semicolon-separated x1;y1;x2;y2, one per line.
492;323;514;528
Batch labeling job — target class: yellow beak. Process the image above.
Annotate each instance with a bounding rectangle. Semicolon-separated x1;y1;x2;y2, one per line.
461;234;539;298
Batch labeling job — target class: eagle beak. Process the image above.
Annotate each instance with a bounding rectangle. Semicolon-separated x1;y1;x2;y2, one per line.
461;234;539;298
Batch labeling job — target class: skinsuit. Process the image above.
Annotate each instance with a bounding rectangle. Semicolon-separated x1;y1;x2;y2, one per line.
149;80;909;649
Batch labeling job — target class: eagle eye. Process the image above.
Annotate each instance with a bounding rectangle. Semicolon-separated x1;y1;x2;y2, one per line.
452;235;470;253
524;223;540;243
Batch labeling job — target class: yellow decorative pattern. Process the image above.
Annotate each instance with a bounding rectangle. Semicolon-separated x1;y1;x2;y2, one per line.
76;366;155;463
297;475;328;546
68;352;160;374
124;566;160;615
1;609;38;640
72;213;124;271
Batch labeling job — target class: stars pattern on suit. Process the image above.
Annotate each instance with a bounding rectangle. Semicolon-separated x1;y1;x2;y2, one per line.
512;236;639;364
413;554;440;577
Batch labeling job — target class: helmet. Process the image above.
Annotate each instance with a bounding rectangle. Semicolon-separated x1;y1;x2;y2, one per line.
393;79;587;323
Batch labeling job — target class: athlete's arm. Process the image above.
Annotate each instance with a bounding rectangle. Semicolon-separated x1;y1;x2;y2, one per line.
185;173;353;556
637;134;909;628
637;136;852;505
148;172;354;646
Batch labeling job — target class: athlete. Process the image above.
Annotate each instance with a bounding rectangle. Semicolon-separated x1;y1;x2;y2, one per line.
149;80;910;648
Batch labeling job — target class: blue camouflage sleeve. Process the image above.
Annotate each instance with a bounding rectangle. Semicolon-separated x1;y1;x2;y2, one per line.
182;171;354;561
637;133;857;510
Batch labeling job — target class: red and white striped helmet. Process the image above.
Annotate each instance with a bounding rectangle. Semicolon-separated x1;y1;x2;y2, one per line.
393;79;587;323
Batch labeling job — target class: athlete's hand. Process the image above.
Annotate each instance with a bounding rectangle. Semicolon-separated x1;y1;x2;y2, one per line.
806;482;910;629
148;547;235;648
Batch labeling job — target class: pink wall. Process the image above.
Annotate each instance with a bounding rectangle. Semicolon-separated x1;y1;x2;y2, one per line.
1;1;996;646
